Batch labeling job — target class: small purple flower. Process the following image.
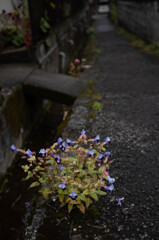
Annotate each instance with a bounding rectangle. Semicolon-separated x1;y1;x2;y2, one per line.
81;129;85;136
105;151;111;158
11;144;18;152
55;155;62;164
97;153;104;162
108;176;115;184
93;135;100;143
69;191;77;200
26;149;32;158
87;150;95;157
60;142;67;152
57;137;63;145
66;139;74;146
39;149;47;157
59;166;65;171
58;182;66;190
105;184;114;192
115;197;123;206
104;137;110;144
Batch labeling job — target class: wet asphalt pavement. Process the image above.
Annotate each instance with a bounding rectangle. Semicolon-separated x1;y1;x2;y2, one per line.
63;14;159;239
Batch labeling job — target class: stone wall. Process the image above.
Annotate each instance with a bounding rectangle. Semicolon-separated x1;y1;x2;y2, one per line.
0;85;43;177
117;0;159;44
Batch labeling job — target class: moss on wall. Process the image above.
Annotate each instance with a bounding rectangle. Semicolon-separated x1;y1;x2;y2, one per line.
4;86;33;137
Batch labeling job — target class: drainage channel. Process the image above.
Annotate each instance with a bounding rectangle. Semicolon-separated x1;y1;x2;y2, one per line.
0;101;69;240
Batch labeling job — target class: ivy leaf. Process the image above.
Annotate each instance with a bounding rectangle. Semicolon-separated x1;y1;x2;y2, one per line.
29;181;40;188
68;203;73;213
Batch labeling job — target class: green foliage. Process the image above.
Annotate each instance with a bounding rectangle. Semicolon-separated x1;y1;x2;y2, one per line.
92;101;103;112
117;27;159;57
40;17;51;33
0;1;32;49
110;3;118;24
18;132;114;214
87;27;95;35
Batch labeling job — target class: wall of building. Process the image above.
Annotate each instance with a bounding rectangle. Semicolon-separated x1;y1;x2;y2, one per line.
0;0;15;13
117;0;159;44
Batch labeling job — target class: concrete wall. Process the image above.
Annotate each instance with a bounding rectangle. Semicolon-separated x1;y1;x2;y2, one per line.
0;0;15;13
0;85;43;177
117;0;159;44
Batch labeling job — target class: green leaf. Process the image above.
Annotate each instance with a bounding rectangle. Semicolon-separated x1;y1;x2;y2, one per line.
85;197;93;208
39;178;45;184
29;182;40;188
78;194;86;202
98;168;103;174
68;203;73;213
27;156;36;162
83;189;90;195
90;192;98;201
47;159;54;164
41;187;52;198
25;171;32;180
98;190;106;195
58;194;64;203
22;165;29;172
77;203;85;214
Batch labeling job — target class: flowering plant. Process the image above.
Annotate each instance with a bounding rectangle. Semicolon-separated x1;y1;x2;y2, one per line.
0;1;32;50
11;130;122;213
68;58;81;77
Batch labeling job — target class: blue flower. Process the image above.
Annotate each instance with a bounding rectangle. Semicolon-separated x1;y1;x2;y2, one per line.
60;142;67;152
81;129;85;136
55;155;62;164
66;139;74;146
115;197;123;206
26;149;32;157
87;150;95;157
108;176;115;184
57;137;63;145
58;182;66;190
97;153;104;162
104;137;110;144
39;149;47;157
69;191;77;200
105;151;111;157
105;184;114;192
93;135;100;143
11;144;18;152
59;166;65;171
